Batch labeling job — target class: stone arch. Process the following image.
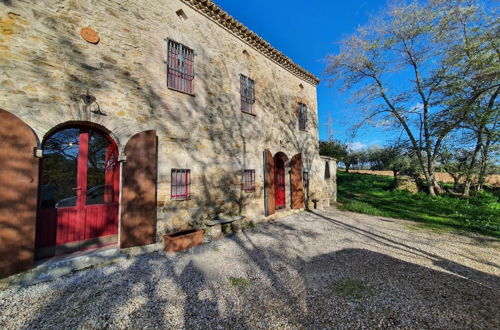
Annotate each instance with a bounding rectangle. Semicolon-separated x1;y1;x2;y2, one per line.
42;120;124;156
274;151;289;164
0;109;40;278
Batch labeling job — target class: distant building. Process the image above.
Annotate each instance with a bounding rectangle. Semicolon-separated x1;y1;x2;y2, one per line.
0;0;336;278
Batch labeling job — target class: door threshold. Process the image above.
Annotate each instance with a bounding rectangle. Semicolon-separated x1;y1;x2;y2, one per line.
35;235;118;261
34;243;119;267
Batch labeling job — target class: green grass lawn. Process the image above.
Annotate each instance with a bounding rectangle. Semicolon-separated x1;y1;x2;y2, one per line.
337;172;500;238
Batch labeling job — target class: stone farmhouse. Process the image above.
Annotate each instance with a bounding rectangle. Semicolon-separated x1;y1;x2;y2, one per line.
0;0;336;278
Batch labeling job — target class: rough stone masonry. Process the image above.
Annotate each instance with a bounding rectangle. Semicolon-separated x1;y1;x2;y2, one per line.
0;0;336;267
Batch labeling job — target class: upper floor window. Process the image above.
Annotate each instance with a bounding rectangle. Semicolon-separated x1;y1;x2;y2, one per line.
167;39;194;95
298;103;307;131
243;169;256;192
240;74;255;114
171;168;190;199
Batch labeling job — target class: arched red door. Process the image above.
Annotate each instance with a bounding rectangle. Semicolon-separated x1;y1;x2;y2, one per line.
274;154;286;209
36;126;119;258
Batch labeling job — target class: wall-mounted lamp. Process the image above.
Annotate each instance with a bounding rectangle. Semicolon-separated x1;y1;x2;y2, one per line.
81;90;107;116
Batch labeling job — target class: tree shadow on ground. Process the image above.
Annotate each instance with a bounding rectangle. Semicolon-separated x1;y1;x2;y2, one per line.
7;211;498;328
310;210;500;290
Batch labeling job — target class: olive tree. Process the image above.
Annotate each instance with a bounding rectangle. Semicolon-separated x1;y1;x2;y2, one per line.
325;0;499;195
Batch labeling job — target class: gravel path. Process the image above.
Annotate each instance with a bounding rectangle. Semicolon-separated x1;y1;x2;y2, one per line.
1;208;499;329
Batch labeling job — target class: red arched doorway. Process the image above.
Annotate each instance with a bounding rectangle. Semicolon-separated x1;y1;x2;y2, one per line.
35;126;119;258
274;153;286;210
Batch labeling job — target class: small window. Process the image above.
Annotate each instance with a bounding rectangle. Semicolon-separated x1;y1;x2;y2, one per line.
175;9;188;21
171;169;190;199
298;103;307;131
325;161;331;179
240;74;255;114
167;39;195;94
243;169;255;192
303;171;309;189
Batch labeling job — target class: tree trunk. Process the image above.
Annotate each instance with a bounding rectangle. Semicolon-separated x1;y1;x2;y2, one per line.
427;162;443;196
463;128;483;197
452;175;460;191
477;136;492;191
463;180;472;197
345;163;351;173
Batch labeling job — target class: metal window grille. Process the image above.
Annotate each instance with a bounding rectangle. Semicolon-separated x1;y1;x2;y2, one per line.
298;103;307;131
167;39;195;94
171;169;190;198
240;74;255;114
243;169;255;192
303;171;309;189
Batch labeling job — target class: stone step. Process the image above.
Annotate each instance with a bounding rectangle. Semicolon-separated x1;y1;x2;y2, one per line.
20;247;128;287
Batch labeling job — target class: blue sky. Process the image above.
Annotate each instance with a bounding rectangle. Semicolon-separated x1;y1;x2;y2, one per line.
215;0;393;150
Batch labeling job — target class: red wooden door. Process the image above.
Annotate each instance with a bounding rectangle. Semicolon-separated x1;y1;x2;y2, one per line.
36;127;119;258
274;155;286;209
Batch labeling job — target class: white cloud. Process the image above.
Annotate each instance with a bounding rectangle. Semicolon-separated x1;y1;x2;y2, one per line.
347;141;367;151
410;102;424;112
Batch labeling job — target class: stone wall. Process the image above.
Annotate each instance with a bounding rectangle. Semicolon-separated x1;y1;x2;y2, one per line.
0;0;335;240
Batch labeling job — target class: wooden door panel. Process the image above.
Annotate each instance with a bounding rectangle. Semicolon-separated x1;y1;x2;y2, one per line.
56;207;78;245
120;130;157;248
290;154;304;209
264;150;275;216
0;109;39;278
84;204;118;240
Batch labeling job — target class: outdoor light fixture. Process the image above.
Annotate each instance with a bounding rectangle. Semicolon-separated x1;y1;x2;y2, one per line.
80;90;107;116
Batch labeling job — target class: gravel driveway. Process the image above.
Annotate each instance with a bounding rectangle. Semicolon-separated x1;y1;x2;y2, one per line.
1;208;499;329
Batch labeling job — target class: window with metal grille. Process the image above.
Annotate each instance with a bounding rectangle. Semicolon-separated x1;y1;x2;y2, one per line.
303;171;309;189
171;169;190;199
298;103;307;131
243;169;255;192
167;39;194;94
240;74;255;114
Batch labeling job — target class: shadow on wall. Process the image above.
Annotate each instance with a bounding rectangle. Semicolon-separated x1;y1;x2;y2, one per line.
1;0;323;266
18;215;500;328
0;109;39;278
